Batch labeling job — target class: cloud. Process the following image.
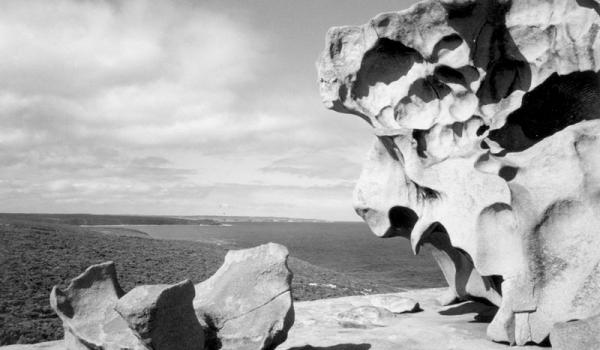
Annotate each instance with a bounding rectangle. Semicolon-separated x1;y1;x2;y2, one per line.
0;0;265;208
0;0;374;220
262;150;362;180
0;0;268;149
0;1;260;96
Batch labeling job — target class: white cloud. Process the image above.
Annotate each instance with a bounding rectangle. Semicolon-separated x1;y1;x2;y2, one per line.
0;0;374;220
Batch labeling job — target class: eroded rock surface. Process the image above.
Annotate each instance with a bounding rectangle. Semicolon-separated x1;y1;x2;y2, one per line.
194;243;294;350
318;0;600;345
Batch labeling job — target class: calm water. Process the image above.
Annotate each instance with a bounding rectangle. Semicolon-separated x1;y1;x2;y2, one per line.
127;222;445;290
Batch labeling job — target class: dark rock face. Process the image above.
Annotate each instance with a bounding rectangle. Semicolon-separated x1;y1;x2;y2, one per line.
317;0;600;345
115;280;204;350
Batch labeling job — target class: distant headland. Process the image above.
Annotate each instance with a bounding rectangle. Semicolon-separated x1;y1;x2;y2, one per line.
174;215;327;223
0;213;326;226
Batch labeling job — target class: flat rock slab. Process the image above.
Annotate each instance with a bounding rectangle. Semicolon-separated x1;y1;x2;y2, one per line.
1;288;547;350
280;288;543;350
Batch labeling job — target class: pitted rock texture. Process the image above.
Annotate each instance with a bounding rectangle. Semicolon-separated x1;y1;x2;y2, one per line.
194;243;294;350
318;0;600;345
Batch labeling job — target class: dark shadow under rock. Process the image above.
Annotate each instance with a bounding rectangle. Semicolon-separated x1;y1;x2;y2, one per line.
439;301;498;323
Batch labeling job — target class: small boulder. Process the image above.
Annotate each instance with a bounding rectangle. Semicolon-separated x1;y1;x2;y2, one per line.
336;306;396;328
49;262;143;350
550;314;600;350
194;242;294;350
115;280;204;350
370;295;420;314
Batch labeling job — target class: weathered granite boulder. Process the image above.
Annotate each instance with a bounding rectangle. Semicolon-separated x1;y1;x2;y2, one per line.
194;243;294;350
317;0;600;345
48;243;294;350
550;314;600;350
49;262;144;350
115;280;204;350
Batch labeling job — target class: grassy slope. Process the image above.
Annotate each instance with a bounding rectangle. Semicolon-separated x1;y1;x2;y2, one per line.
0;220;387;345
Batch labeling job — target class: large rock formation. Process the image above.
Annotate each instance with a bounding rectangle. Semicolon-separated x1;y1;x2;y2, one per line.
48;243;294;350
317;0;600;345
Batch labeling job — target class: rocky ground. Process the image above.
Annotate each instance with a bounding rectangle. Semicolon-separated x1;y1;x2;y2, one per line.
280;289;544;350
0;219;392;346
1;289;545;350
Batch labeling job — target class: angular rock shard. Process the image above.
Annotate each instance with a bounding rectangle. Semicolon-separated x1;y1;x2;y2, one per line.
115;280;204;350
194;243;294;350
49;261;143;350
318;0;600;345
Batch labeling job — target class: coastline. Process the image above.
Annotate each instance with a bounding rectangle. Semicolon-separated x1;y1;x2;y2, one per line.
0;220;399;345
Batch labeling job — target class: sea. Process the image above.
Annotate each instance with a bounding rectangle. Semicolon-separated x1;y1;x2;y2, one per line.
126;222;445;290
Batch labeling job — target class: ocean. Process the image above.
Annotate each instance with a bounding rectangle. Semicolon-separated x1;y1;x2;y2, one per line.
127;222;445;290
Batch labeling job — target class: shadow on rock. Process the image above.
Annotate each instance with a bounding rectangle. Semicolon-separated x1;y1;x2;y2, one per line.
288;344;371;350
439;301;498;323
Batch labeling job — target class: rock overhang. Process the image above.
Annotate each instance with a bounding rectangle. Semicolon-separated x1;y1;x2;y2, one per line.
318;0;600;345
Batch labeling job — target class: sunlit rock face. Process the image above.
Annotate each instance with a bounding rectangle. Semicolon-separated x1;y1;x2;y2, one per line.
317;0;600;345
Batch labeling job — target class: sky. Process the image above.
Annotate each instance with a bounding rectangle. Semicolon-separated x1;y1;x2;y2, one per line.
0;0;418;221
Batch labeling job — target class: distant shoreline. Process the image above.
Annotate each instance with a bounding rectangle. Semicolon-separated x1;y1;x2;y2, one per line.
0;213;337;225
0;218;392;346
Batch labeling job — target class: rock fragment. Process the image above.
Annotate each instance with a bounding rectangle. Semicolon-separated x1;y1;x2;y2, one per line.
194;242;294;350
115;280;204;350
370;295;420;314
49;261;143;350
336;306;396;328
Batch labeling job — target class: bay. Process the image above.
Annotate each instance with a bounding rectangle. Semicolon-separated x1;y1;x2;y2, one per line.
127;222;446;290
